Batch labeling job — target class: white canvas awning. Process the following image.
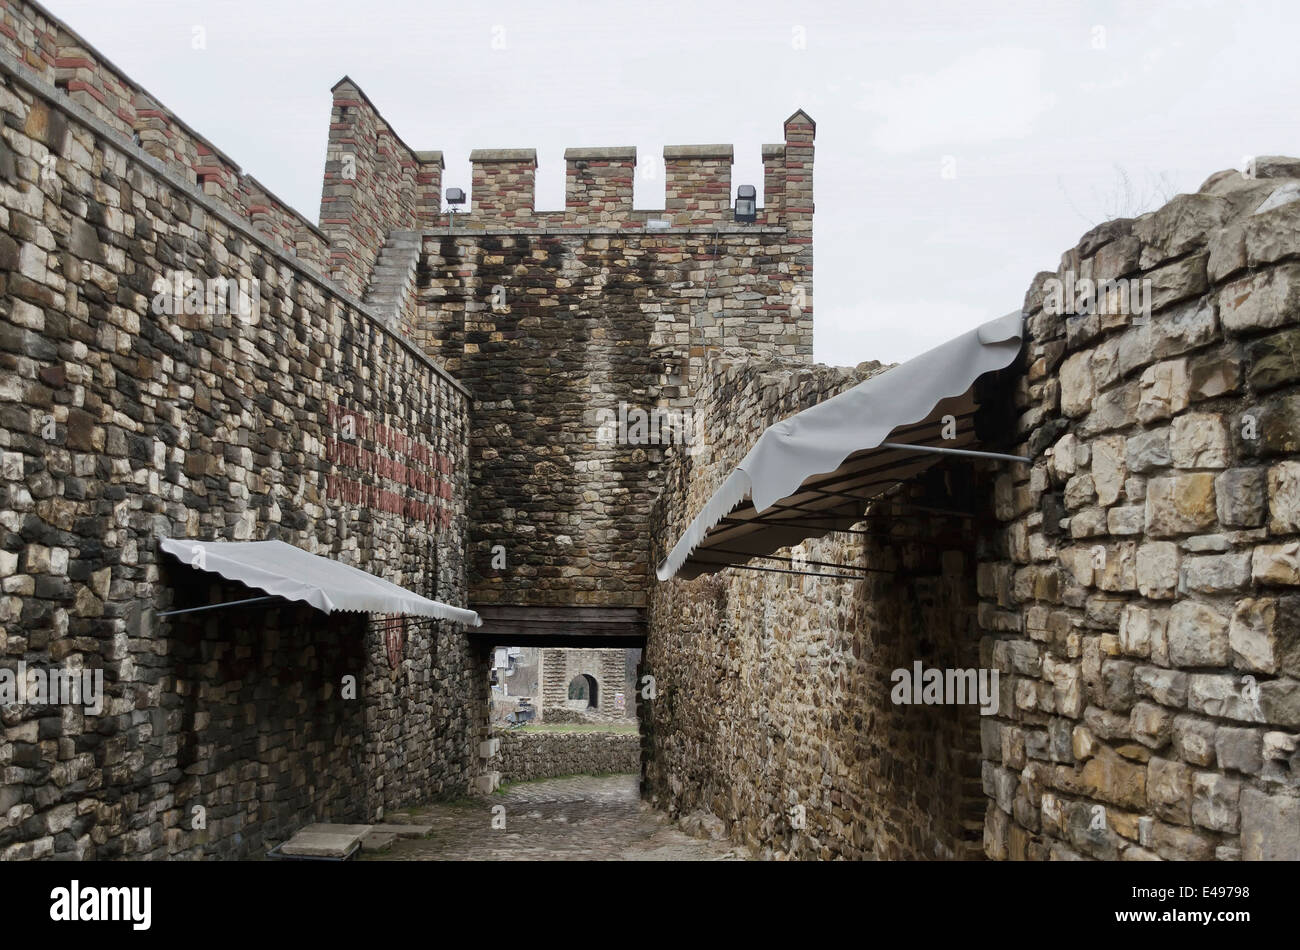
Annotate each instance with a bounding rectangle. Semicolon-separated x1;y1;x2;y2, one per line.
657;310;1025;582
160;538;482;626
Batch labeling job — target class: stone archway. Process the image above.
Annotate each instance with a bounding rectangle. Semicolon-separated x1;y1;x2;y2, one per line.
568;673;598;710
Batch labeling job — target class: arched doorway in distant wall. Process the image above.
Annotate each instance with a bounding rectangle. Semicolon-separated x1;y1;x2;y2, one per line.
568;673;598;709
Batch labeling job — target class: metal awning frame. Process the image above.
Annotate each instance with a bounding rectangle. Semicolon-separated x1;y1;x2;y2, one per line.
158;595;459;631
666;423;1030;580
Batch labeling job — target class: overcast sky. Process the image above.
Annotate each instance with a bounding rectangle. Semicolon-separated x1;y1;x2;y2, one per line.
45;0;1300;366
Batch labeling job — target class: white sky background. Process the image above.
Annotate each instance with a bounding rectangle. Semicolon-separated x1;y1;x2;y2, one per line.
45;0;1300;367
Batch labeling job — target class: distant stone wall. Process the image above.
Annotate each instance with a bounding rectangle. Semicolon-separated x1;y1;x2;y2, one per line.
0;46;479;859
495;730;639;783
980;161;1300;861
540;647;632;720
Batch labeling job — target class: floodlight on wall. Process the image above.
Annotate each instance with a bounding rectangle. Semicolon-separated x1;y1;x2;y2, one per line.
734;184;757;223
446;187;466;230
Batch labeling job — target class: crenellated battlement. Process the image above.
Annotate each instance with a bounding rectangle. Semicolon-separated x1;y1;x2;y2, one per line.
430;119;813;231
315;73;815;279
564;146;635;224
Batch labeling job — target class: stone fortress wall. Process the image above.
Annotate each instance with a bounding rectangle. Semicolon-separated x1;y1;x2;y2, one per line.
311;70;817;610
979;162;1300;861
646;162;1300;861
5;0;1295;865
0;0;479;859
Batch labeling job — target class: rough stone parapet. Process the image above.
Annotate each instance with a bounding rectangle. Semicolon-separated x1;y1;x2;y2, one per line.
494;731;640;783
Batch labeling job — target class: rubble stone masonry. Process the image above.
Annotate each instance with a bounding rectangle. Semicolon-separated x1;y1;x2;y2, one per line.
980;161;1300;861
645;354;993;859
0;30;479;858
412;118;815;610
646;162;1300;861
495;729;639;783
7;0;1295;866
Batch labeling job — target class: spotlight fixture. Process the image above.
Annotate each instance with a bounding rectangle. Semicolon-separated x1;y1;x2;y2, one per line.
734;184;757;223
446;187;466;231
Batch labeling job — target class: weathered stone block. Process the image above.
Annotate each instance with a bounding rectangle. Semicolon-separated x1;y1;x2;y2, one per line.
1134;195;1229;269
1119;605;1154;657
1215;468;1266;527
1126;428;1170;474
1258;393;1300;456
1215;727;1263;774
1173;715;1217;767
1100;659;1137;712
1136;542;1179;598
1150;821;1214;860
1060;351;1095;418
1246;327;1300;392
1252;542;1300;586
1259;678;1300;728
1189;348;1240;401
1064;474;1096;510
1167;601;1229;667
1268;461;1300;532
1181;552;1251;594
1148;254;1209;313
1169;413;1230;469
1229;598;1279;673
1137;360;1189;423
1144;474;1216;536
1134;665;1187;707
1080;383;1138;436
1191;772;1240;833
1219;262;1300;332
1107;506;1144;535
1092;435;1126;506
1073;745;1147;810
1131;702;1174;750
1240;788;1300;860
1147;756;1190;823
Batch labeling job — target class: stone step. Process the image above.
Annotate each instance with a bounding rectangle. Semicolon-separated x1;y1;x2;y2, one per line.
360;831;396;852
363;230;424;314
280;822;371;858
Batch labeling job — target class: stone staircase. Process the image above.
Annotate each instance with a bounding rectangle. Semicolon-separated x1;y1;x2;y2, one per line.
362;229;422;331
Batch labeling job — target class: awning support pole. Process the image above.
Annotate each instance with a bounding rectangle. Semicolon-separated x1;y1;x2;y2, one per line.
688;560;870;581
717;516;959;546
704;546;895;575
879;442;1030;464
157;595;279;618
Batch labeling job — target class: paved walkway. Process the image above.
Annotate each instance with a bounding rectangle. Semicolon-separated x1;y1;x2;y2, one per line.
368;774;750;861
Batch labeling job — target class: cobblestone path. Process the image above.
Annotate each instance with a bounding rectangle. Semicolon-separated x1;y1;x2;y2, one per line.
368;774;750;861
